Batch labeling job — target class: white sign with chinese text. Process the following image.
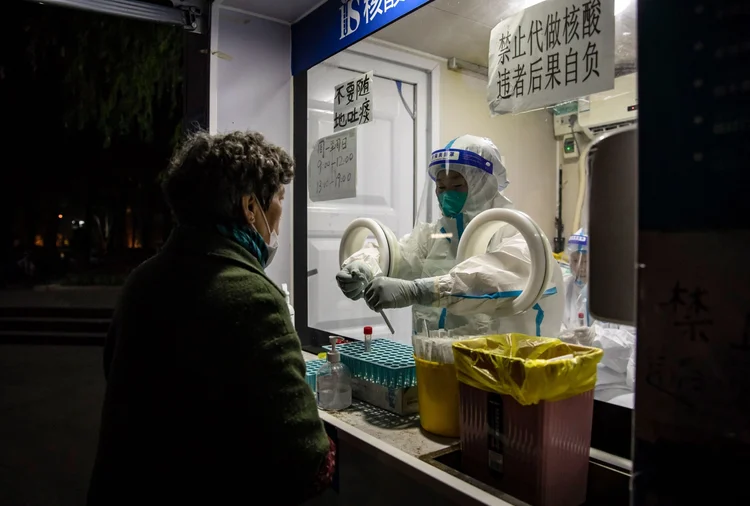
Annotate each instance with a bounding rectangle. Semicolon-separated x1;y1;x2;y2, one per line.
487;0;615;115
309;129;358;202
333;71;374;132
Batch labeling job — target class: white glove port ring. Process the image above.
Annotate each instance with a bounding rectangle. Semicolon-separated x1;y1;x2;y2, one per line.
456;209;552;317
339;218;400;276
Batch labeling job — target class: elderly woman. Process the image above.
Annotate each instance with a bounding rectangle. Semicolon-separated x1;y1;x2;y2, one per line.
88;132;334;505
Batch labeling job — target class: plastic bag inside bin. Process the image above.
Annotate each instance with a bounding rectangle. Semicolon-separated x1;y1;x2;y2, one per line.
452;333;603;406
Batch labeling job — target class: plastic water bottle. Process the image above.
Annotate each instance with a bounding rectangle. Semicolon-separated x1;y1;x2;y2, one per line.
316;336;352;411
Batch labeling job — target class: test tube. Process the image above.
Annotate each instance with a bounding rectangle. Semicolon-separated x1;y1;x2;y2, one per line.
364;325;373;352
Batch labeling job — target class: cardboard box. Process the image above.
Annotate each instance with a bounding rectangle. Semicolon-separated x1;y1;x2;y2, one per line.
351;377;419;416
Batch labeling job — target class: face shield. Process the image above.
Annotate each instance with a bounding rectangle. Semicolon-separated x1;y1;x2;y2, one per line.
415;135;511;245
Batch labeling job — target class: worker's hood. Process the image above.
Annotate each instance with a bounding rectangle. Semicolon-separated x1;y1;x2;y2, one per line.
427;134;512;224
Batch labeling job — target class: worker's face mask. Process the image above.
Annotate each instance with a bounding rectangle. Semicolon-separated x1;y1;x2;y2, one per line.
438;190;468;218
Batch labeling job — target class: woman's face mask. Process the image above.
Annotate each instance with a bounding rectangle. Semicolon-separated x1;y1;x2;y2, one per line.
244;189;284;267
256;203;279;266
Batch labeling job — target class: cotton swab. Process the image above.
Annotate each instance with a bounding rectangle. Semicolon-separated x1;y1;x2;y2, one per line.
380;310;395;334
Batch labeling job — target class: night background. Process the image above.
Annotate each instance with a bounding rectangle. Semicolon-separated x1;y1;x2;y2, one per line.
1;2;188;504
1;1;184;289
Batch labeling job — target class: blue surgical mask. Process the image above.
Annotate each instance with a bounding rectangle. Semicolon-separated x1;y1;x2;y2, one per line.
438;190;468;218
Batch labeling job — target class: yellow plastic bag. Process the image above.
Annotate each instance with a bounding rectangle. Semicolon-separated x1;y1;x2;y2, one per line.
452;333;603;406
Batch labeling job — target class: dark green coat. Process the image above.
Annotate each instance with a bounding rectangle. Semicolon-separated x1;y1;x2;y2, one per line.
88;226;329;505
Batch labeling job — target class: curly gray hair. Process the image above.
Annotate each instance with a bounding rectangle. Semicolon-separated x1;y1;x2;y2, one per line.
162;131;294;226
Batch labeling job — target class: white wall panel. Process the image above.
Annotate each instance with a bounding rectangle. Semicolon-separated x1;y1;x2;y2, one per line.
212;7;294;289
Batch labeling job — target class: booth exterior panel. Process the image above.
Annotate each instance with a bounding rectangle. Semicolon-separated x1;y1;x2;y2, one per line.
21;0;199;29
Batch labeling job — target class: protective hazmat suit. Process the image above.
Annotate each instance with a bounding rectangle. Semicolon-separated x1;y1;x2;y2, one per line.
562;230;592;330
336;135;562;337
561;229;636;406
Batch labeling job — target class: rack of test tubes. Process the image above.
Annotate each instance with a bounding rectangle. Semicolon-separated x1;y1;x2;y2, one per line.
323;338;416;389
305;359;326;392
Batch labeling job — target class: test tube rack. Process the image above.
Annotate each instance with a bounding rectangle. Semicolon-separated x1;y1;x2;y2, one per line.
305;359;326;392
323;339;416;389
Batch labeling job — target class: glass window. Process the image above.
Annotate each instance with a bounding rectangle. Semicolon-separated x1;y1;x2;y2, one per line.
303;0;638;414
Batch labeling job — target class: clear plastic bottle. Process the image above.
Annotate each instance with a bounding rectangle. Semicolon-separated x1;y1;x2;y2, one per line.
282;283;295;327
316;336;352;411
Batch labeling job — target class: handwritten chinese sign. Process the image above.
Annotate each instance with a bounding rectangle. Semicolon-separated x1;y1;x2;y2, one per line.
333;71;374;132
636;231;750;447
487;0;615;115
308;129;357;202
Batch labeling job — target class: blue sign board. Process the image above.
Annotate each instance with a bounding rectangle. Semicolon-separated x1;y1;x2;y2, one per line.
292;0;433;75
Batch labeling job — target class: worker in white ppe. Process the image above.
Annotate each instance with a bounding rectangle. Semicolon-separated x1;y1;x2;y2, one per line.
561;228;636;406
562;230;592;331
335;134;561;337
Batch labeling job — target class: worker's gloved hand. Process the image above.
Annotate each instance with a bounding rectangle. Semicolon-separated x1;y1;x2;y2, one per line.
364;278;436;311
335;261;375;300
559;326;595;346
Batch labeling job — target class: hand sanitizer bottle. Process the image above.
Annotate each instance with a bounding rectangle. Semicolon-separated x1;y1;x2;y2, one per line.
281;283;294;326
316;337;352;411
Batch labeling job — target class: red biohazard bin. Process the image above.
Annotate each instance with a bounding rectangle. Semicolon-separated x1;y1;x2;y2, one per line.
452;334;603;506
459;384;595;506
